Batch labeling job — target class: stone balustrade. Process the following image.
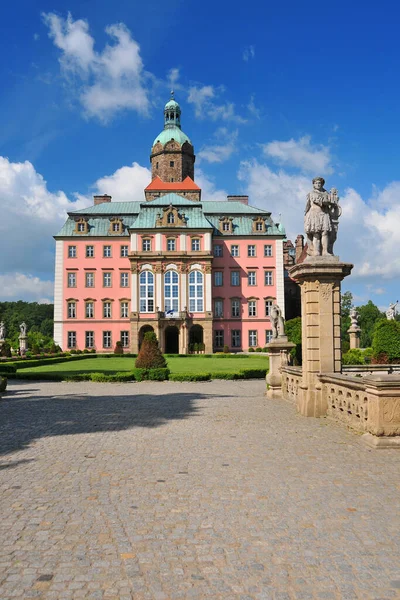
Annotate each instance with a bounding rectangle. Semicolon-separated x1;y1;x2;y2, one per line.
281;366;302;405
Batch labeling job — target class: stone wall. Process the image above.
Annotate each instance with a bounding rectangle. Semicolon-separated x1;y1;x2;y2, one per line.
281;366;302;404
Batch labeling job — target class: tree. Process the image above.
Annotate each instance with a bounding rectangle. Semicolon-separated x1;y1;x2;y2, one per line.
357;301;385;348
341;291;353;343
285;317;302;365
135;332;167;369
372;319;400;363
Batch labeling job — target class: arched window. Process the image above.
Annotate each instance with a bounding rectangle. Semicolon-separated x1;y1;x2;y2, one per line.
164;271;179;313
139;271;154;313
189;270;203;312
167;212;175;224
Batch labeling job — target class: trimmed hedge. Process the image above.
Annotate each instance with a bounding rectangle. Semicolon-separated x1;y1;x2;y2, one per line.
11;367;170;383
169;373;211;382
10;355;99;370
0;365;17;374
342;349;365;365
169;368;267;382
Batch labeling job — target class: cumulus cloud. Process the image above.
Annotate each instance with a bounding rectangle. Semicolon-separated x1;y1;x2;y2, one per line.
242;45;255;62
0;274;54;303
90;162;151;202
238;159;400;281
198;128;238;163
42;12;150;121
262;135;333;174
188;85;246;124
196;168;228;203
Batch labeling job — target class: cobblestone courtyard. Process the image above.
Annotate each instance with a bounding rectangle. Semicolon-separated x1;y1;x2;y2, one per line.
0;380;399;600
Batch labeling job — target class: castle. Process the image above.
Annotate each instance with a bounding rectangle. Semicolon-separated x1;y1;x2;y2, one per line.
54;94;286;353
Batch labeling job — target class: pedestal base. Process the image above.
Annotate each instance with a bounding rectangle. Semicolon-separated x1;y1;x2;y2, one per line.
266;338;295;399
362;433;400;449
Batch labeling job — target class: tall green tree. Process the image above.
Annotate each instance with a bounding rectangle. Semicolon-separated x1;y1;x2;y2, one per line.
341;291;353;343
357;300;385;348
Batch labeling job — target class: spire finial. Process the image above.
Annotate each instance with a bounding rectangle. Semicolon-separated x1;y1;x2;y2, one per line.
170;89;174;99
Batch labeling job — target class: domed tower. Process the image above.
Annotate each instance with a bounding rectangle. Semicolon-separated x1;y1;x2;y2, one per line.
150;92;195;182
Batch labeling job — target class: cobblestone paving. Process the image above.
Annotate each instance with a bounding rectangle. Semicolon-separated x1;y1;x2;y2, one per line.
0;380;399;600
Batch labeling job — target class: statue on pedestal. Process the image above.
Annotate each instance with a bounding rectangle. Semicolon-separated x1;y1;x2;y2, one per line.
270;303;286;339
386;301;398;320
304;177;342;257
349;308;360;328
0;321;6;341
19;322;27;336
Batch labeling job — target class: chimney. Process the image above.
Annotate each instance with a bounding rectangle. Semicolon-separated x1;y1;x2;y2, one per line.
94;194;112;206
295;234;304;262
227;195;249;206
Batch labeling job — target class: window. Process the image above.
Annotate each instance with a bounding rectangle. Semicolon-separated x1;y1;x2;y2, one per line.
248;271;256;286
213;245;223;257
167;212;175;224
86;245;94;258
142;239;151;252
164;271;179;312
120;272;129;287
191;238;200;251
231;245;239;257
68;246;76;258
264;245;272;257
170;161;175;167
231;271;240;286
121;331;129;348
103;331;112;349
156;162;159;170
214;330;224;348
249;330;257;347
120;245;129;257
232;330;241;348
248;300;257;317
67;273;76;288
103;245;112;258
120;301;129;318
112;223;120;232
103;272;112;287
77;223;85;232
67;302;76;319
223;222;230;231
67;331;76;348
248;245;256;257
265;299;273;316
85;302;94;318
231;299;240;317
85;331;94;349
167;238;176;251
85;272;95;288
214;271;223;286
139;271;154;313
256;222;263;231
266;330;273;344
265;271;273;286
214;299;223;317
189;271;203;312
103;302;112;318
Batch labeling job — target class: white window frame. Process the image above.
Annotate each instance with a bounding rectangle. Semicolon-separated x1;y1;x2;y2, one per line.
248;300;257;317
67;273;76;288
120;301;129;318
256;222;263;231
191;238;200;251
249;330;257;347
231;299;240;317
265;300;273;316
213;245;223;257
167;212;175;224
85;331;94;348
164;270;179;312
232;330;241;348
167;238;176;251
248;271;257;286
231;271;240;286
85;302;94;318
248;245;256;257
103;331;112;349
85;272;95;288
67;302;76;319
77;223;85;232
142;239;151;252
103;302;112;319
86;245;94;258
67;331;76;348
139;271;154;313
68;246;77;258
189;270;203;312
120;245;129;257
266;330;273;344
214;271;223;287
214;330;224;348
265;271;273;286
231;245;239;257
120;272;129;287
103;272;112;288
121;331;129;348
264;245;273;257
214;299;223;318
103;245;112;258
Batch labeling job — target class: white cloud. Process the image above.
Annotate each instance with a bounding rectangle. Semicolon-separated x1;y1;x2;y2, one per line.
238;160;400;281
90;162;151;202
42;12;150;121
198;128;238;163
242;45;255;61
247;95;261;119
196;168;228;203
262;135;333;174
188;85;246;124
0;274;54;303
168;67;180;88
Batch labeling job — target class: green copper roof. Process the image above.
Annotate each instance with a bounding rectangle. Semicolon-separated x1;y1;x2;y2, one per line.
69;202;142;215
153;126;191;147
165;99;180;111
55;216;137;237
132;206;212;230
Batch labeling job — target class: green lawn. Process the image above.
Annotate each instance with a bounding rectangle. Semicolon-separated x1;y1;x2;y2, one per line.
20;355;269;375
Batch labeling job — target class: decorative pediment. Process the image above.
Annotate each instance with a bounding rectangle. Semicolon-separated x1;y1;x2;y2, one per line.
156;205;187;227
108;217;124;235
252;216;267;233
219;216;234;234
74;217;89;234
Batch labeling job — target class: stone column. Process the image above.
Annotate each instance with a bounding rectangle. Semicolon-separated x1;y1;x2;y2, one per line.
19;335;27;356
289;257;353;417
348;325;361;349
266;337;295;399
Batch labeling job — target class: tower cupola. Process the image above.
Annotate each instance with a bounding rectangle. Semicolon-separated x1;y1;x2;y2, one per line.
164;92;181;129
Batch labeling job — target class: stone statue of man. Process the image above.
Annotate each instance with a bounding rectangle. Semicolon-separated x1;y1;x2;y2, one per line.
0;321;5;341
20;322;27;336
386;301;398;320
270;303;285;339
305;177;342;257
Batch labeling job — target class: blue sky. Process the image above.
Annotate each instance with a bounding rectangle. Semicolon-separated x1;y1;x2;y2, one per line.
0;0;399;310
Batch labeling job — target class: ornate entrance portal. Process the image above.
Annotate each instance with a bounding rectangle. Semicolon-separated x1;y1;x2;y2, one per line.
165;326;179;354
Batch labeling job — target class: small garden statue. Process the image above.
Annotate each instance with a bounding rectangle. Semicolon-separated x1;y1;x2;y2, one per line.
386;301;398;320
350;307;360;328
20;322;27;336
304;177;342;257
0;321;6;341
270;303;286;339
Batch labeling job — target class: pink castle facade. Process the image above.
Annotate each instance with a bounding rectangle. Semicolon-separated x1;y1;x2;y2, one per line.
54;96;286;353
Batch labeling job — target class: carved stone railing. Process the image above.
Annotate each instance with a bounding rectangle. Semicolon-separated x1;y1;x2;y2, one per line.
281;366;302;404
319;373;400;438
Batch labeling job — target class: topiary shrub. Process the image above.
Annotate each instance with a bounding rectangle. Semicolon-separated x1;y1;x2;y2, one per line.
193;343;199;354
0;343;12;358
248;347;255;353
114;341;124;355
223;344;230;354
199;342;205;353
135;332;167;369
372;319;400;363
342;349;365;365
255;347;262;353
